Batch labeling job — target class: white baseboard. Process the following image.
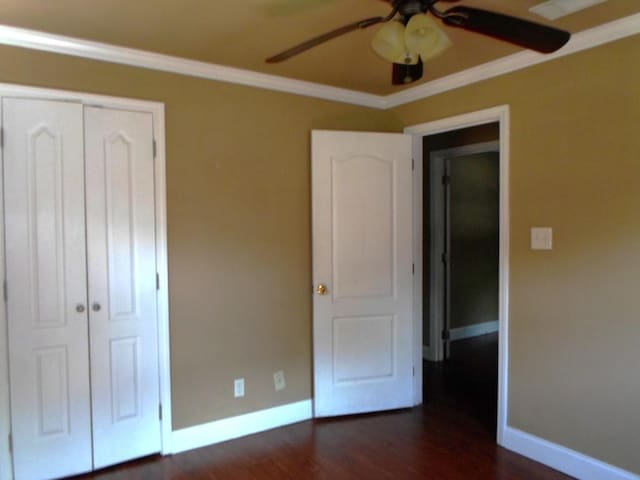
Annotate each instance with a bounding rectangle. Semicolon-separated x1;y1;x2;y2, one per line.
503;427;639;480
450;320;499;342
171;399;313;454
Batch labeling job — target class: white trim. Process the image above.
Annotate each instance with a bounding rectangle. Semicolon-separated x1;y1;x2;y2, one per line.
0;25;384;109
503;427;640;480
151;105;173;457
385;13;640;108
0;82;173;479
0;100;13;480
405;104;510;447
0;81;166;112
497;107;511;448
449;320;499;342
171;399;313;455
0;14;637;109
429;141;499;361
411;133;424;405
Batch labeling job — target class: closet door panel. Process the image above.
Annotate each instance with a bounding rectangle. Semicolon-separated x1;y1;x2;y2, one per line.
3;98;92;480
84;107;160;469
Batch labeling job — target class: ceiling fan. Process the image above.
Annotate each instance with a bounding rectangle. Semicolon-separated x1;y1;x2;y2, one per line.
265;0;571;85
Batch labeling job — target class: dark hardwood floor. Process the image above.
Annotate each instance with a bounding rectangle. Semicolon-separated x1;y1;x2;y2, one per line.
426;332;500;435
75;333;571;480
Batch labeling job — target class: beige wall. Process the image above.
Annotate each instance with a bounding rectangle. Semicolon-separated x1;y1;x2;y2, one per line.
0;44;402;429
394;35;640;474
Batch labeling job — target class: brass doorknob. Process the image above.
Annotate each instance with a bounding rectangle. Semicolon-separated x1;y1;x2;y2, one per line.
316;284;328;295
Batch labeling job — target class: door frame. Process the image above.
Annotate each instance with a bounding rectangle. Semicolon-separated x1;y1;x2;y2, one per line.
405;105;510;446
429;140;500;362
0;82;173;480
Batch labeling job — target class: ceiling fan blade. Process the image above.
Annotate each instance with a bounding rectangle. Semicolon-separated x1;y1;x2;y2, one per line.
392;60;424;85
441;6;571;53
266;15;391;63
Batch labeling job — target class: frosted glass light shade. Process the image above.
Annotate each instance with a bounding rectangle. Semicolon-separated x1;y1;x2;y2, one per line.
371;21;419;65
405;14;451;61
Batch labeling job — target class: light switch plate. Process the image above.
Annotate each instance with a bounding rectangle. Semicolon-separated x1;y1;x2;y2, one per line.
531;227;553;250
234;378;245;398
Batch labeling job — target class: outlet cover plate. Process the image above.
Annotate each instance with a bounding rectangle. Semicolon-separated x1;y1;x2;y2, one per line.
273;371;286;391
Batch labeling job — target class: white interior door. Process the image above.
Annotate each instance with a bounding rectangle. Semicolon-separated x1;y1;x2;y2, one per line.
3;98;93;480
84;107;161;468
312;130;414;417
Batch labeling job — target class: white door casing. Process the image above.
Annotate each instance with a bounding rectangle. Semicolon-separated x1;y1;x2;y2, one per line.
312;130;414;417
405;105;510;445
3;98;93;480
84;107;161;469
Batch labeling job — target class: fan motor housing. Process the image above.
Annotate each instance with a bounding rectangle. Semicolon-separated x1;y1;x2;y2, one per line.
393;0;432;16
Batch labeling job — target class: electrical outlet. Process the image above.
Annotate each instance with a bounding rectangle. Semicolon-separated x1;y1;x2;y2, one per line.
234;378;245;398
273;371;286;391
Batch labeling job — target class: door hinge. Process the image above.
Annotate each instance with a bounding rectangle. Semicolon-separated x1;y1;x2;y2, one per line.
412;158;415;171
412;263;415;275
442;329;450;341
0;127;4;148
8;433;12;453
442;174;450;186
156;273;160;291
153;139;157;159
441;252;448;264
412;366;415;377
159;404;163;420
3;280;7;302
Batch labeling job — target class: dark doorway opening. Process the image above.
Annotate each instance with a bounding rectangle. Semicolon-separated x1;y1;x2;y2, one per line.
421;123;500;436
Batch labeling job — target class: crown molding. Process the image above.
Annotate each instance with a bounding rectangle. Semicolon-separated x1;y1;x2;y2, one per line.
0;13;638;110
383;12;640;108
0;25;386;109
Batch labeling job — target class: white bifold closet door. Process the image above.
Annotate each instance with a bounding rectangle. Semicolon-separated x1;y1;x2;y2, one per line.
4;99;93;480
4;99;161;480
84;107;161;469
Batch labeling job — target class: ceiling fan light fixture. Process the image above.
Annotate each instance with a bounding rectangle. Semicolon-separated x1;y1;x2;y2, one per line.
265;0;571;86
371;20;419;65
405;13;452;61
